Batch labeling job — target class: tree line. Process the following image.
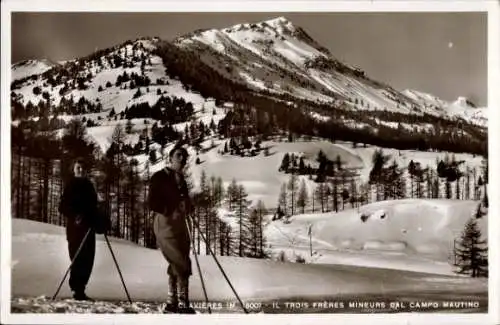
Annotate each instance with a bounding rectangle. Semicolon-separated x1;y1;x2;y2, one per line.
11;119;268;258
272;148;488;220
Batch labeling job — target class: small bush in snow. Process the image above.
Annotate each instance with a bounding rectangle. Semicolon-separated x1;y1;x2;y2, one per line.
277;251;287;262
295;255;306;264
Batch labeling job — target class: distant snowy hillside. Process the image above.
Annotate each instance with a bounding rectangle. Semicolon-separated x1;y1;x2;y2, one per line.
11;59;58;81
183;139;483;208
403;90;487;127
265;199;487;275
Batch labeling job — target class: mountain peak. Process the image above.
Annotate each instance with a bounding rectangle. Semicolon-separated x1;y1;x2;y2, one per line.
220;16;296;35
265;16;289;24
453;96;477;108
13;58;58;68
12;59;59;81
262;16;295;32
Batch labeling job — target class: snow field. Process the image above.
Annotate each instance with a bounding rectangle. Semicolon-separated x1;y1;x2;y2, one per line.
264;199;487;276
11;218;487;303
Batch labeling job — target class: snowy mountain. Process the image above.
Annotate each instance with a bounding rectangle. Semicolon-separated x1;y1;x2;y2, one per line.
175;16;486;124
176;16;413;112
11;17;486;126
9;17;487;158
403;90;487;127
12;59;59;81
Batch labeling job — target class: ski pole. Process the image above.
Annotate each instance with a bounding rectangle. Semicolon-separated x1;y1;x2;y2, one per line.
185;218;211;314
189;215;249;314
52;228;92;301
104;234;132;303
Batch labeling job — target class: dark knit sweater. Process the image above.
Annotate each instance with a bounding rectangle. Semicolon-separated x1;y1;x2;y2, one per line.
59;176;98;222
148;168;191;216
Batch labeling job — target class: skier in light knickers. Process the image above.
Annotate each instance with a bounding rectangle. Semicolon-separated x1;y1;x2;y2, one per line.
148;144;196;314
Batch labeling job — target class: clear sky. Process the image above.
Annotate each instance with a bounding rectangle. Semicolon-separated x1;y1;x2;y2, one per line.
11;12;487;106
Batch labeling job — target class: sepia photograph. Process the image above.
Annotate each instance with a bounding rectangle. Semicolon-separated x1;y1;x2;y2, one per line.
1;1;499;325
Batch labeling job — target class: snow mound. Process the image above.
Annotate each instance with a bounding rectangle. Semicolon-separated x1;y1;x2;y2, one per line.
266;199;488;274
363;241;407;252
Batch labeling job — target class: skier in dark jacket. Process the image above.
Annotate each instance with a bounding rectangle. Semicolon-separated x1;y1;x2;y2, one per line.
58;159;100;301
148;144;196;314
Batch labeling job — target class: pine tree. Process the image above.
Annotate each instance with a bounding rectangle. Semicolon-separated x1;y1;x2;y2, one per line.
226;178;239;210
108;124;127;238
369;149;390;201
278;182;288;215
465;167;471;200
314;183;327;213
125;119;133;134
125;159;142;244
408;160;416;198
248;208;260;257
215;177;225;207
199;170;211;254
454;218;488;277
426;167;433;199
349;178;358;208
299;156;306;174
287;173;299;215
279;153;290;173
331;181;338;212
297;179;309;214
385;160;403;199
235;184;250;257
148;150;157;164
255;200;266;257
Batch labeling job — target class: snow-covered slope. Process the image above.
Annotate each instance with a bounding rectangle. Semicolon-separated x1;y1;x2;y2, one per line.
447;97;487;127
11;18;487;130
403;90;487;127
10;18;487;163
265;199;488;275
175;16;487;126
11;59;58;81
12;40;189;112
185;139;483;208
11;218;487;304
